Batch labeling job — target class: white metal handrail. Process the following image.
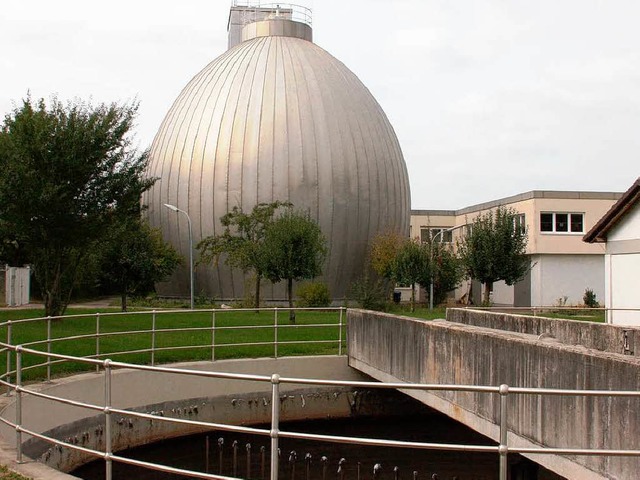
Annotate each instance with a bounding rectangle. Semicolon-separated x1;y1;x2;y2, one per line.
1;308;639;480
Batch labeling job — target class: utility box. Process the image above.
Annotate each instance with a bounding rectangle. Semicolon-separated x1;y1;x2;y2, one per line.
4;266;30;307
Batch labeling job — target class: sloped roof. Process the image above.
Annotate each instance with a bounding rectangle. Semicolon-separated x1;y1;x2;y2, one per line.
584;178;640;243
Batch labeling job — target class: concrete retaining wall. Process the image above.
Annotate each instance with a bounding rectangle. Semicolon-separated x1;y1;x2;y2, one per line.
0;356;376;478
348;309;640;480
447;308;640;356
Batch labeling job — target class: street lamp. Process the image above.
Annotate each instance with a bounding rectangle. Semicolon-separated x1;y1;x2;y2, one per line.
429;224;467;310
164;203;194;309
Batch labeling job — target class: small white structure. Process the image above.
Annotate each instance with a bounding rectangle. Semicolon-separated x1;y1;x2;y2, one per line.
584;178;640;325
4;266;30;307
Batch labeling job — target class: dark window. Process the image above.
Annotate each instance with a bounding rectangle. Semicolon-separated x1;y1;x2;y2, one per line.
540;213;553;232
570;213;584;233
420;228;429;244
555;213;568;232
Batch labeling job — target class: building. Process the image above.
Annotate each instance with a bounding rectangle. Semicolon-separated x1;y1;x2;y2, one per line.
144;2;410;301
584;178;640;325
411;190;622;307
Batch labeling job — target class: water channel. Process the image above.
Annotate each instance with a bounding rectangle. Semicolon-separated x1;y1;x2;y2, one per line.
72;397;563;480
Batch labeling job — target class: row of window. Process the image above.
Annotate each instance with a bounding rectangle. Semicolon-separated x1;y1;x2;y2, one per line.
418;212;584;242
540;212;584;233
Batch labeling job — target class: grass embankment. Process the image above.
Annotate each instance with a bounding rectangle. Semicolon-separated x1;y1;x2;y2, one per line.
0;465;29;480
0;308;346;382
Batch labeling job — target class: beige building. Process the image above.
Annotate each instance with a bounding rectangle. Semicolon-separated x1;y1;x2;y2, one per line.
411;190;622;307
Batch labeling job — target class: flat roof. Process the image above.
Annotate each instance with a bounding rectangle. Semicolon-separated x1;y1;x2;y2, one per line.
412;190;623;217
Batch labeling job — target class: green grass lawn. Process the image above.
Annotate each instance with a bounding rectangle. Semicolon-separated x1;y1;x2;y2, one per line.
0;308;346;382
0;304;604;383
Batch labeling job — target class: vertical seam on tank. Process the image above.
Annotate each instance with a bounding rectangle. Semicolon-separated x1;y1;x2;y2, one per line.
303;44;337;282
240;36;270;210
255;38;273;205
185;43;254;295
278;37;291;204
158;58;216;286
288;39;320;223
282;38;303;210
316;44;374;271
205;41;255;296
152;64;209;239
305;43;358;294
225;39;265;297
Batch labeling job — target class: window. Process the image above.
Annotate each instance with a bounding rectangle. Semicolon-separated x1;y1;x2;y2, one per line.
420;227;453;243
539;212;584;234
514;213;526;233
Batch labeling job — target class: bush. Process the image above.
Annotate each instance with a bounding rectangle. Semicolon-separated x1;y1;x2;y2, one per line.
350;274;389;311
295;282;331;307
583;288;600;308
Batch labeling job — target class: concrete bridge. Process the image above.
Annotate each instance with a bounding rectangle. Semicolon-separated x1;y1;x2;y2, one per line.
348;308;640;480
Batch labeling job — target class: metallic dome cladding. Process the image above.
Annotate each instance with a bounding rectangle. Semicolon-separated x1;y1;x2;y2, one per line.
145;22;410;300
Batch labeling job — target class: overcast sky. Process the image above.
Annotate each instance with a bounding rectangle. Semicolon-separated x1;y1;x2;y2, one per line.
2;0;639;209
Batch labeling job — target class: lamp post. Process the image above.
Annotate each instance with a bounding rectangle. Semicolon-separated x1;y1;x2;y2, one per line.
164;203;194;309
429;224;466;310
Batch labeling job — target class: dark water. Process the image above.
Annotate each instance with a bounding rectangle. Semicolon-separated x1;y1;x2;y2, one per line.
72;406;562;480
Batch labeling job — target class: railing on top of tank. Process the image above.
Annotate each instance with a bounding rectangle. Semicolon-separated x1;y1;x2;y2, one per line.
0;307;346;384
233;1;313;27
2;344;640;480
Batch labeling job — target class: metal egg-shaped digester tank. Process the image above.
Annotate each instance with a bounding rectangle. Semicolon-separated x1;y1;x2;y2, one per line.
144;4;410;300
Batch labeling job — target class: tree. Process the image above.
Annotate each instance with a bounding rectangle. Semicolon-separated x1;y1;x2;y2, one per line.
369;231;405;279
99;219;182;311
429;240;464;306
263;210;327;323
0;96;154;317
457;206;529;304
197;201;291;311
391;239;430;312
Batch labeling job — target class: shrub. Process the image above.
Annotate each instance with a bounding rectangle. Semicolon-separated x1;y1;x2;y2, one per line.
295;282;331;307
350;274;389;311
583;288;600;308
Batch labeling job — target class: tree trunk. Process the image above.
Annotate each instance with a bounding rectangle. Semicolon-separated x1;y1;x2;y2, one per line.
411;282;416;312
254;274;261;313
483;281;493;305
288;278;295;324
121;293;128;312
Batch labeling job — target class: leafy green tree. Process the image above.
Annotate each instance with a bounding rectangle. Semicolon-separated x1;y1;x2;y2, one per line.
391;239;430;312
430;240;464;305
0;96;154;317
99;219;182;311
457;206;529;304
197;201;290;311
263;210;327;323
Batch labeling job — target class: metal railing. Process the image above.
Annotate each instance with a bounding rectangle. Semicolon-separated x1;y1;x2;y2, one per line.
0;308;640;480
232;1;313;27
0;307;345;384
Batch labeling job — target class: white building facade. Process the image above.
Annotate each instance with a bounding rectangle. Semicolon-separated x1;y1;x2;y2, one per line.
585;179;640;325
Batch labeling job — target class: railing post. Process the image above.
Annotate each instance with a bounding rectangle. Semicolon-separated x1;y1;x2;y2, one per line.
46;316;52;382
104;359;113;480
95;313;101;373
270;374;281;480
5;320;12;395
338;307;344;356
274;308;279;359
499;384;509;480
15;346;23;463
151;310;157;366
211;310;216;362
